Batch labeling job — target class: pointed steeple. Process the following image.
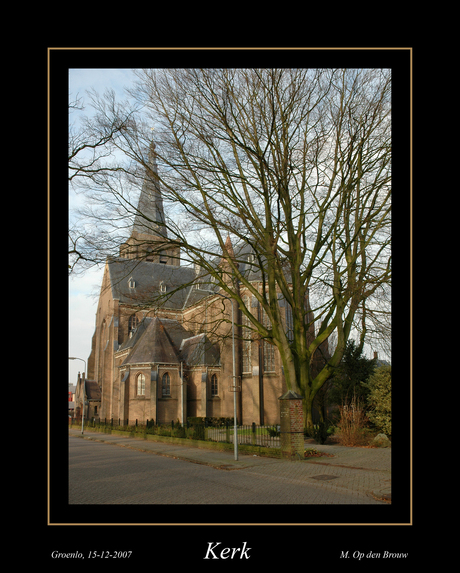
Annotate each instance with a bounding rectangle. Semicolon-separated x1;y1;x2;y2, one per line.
132;141;167;238
223;234;235;260
219;234;239;285
119;141;181;265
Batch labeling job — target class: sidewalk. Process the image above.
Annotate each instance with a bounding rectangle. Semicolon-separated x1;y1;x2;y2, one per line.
68;429;391;502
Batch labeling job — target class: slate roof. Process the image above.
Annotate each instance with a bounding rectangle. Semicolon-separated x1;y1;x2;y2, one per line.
119;316;220;367
107;258;196;309
180;333;220;367
201;240;291;284
107;239;291;313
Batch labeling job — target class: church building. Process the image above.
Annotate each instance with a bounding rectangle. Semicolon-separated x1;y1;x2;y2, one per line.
85;144;327;426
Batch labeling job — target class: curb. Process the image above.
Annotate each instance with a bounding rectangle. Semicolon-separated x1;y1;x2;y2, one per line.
70;432;255;471
371;487;392;503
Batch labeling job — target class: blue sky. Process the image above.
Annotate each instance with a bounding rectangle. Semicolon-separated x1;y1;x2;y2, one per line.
68;69;138;387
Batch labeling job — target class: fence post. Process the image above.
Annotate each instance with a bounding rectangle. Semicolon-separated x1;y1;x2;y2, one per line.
279;390;304;460
252;422;256;445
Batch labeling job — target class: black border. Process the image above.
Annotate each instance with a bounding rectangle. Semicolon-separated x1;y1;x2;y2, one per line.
48;47;413;564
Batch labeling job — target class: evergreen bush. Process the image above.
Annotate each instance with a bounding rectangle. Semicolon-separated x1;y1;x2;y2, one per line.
311;421;329;444
362;365;391;437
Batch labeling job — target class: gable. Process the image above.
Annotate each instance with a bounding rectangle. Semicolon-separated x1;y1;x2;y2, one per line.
121;317;182;365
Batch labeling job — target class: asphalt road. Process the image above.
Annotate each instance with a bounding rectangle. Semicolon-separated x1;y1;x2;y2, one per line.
69;434;387;506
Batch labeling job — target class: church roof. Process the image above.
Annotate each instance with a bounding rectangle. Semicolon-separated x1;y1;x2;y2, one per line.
180;333;220;366
107;258;196;309
119;316;220;367
121;317;184;365
106;240;292;315
118;316;153;352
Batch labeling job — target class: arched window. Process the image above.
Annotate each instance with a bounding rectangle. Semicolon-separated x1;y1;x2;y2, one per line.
162;372;171;397
137;373;145;396
242;296;252;373
262;308;275;372
128;314;139;336
211;374;218;397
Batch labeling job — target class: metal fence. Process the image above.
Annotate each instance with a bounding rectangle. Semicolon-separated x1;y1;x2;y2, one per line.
68;417;281;448
205;423;281;448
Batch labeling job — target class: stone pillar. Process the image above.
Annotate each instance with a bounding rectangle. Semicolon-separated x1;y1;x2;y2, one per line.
279;390;304;460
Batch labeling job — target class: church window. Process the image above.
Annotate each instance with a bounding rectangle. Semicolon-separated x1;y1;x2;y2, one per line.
137;373;145;396
162;372;171;397
211;374;218;396
264;340;276;372
242;338;251;373
262;308;276;373
159;251;167;264
159;281;166;293
128;314;139;336
242;296;252;374
128;277;136;289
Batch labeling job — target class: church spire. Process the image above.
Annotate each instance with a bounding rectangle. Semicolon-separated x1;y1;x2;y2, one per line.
219;234;239;284
132;141;167;239
119;141;180;265
223;234;235;260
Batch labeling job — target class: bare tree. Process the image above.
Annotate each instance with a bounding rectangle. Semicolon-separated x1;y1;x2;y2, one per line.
68;88;142;271
70;68;391;427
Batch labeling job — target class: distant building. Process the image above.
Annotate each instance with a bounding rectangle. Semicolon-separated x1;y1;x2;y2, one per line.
373;351;391;368
68;384;76;415
74;374;101;421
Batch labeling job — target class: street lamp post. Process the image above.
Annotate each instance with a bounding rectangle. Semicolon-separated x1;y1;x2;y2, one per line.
229;294;238;462
69;357;86;434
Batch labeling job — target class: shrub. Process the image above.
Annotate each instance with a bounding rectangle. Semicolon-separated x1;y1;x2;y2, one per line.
362;365;391;437
311;421;329;445
267;426;281;438
336;394;370;446
189;424;205;440
157;424;172;437
187;416;234;427
173;421;187;438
